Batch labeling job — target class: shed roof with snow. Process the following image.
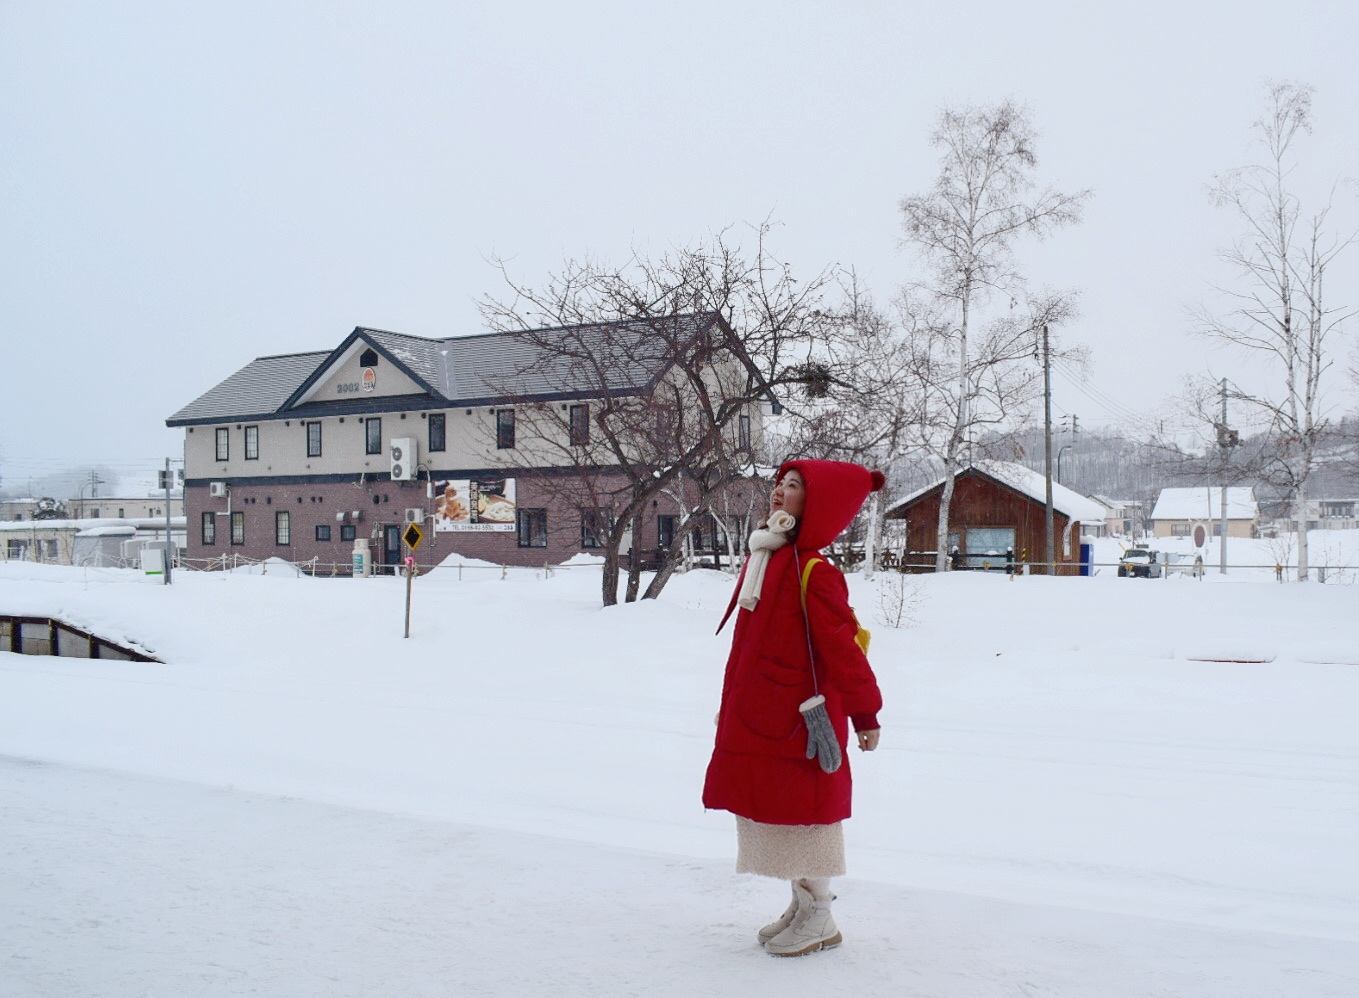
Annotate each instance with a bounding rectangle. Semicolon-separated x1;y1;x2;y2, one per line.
887;460;1107;523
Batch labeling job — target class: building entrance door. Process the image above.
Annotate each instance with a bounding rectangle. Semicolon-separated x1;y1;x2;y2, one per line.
382;524;401;574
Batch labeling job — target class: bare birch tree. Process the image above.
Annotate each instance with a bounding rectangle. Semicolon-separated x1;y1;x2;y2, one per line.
1197;80;1354;580
477;224;848;605
899;101;1089;571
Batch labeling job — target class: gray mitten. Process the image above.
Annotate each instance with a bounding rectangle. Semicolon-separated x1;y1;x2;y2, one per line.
799;695;842;774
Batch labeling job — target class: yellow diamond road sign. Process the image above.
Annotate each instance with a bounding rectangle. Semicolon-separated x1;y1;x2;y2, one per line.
402;522;424;550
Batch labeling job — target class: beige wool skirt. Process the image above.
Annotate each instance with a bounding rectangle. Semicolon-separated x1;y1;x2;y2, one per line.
735;816;846;879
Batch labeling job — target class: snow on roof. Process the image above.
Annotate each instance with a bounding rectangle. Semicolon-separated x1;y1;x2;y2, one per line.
1151;487;1258;521
886;460;1107;522
75;525;139;537
976;461;1107;522
0;517;186;532
114;478;181;498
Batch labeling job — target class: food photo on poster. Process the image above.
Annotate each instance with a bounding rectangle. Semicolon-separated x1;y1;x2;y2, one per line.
432;479;516;532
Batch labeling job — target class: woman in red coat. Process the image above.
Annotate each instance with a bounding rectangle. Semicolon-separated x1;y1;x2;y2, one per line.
703;459;884;956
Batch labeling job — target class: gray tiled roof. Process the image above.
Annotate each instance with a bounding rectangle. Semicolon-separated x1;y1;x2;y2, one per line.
436;319;683;400
167;351;331;424
360;328;451;395
168;315;716;426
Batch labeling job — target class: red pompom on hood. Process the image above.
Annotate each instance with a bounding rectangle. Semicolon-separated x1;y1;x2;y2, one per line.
776;459;886;551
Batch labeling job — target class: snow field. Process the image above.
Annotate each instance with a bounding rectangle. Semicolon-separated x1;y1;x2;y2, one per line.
2;555;1357;995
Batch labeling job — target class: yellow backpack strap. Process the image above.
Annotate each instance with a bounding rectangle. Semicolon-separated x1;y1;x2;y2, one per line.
799;556;823;599
800;555;872;656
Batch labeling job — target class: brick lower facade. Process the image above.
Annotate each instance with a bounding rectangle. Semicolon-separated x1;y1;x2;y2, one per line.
186;473;759;573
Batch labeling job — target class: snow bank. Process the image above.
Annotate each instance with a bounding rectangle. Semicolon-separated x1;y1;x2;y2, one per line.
224;556;307;578
432;551;502;569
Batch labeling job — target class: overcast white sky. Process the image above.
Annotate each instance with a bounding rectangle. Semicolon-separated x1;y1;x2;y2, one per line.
3;1;1357;491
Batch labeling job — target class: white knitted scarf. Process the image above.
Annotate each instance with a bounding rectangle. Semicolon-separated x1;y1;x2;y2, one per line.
737;509;797;610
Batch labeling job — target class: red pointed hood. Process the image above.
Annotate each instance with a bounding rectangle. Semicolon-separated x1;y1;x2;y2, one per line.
776;459;886;551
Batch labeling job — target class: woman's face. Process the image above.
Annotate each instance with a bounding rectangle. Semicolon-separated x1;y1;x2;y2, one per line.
770;469;806;519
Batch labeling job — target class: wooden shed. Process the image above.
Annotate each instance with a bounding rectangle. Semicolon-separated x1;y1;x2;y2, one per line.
884;461;1105;575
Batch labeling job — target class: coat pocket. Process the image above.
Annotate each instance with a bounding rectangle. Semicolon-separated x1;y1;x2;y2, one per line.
733;655;809;744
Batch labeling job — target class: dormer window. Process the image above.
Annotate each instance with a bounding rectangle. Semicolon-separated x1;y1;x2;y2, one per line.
359;347;379;367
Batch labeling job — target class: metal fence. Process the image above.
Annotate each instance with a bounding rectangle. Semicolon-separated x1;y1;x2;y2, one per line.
176;554;593;579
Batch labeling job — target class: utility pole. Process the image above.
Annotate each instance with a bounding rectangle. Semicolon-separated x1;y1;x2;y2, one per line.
1042;324;1055;575
162;458;174;585
1219;380;1228;575
1215;379;1238;576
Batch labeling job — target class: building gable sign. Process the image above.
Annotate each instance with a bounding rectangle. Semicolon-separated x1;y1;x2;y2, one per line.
290;338;430;408
335;366;378;396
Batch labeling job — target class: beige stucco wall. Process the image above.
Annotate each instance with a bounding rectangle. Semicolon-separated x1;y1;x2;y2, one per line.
185;406;504;480
186;403;765;485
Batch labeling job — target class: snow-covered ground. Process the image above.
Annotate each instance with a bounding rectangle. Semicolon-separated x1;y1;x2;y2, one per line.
2;544;1357;996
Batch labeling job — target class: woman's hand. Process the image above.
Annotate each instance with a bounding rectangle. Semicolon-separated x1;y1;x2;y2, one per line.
856;729;880;752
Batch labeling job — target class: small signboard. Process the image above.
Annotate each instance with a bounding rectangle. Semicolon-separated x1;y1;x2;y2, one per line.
1192;522;1207;548
402;522;424;551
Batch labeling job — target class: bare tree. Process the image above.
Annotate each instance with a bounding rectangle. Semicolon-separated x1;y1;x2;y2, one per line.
1197;80;1354;580
477;224;848;605
899;100;1090;571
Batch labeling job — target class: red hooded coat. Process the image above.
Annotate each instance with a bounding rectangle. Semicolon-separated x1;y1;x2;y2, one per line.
702;460;885;825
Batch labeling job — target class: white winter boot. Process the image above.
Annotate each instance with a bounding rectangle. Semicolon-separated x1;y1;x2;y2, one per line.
757;882;802;944
764;882;842;956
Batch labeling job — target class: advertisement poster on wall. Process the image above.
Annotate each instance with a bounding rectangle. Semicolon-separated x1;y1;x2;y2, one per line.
433;478;517;532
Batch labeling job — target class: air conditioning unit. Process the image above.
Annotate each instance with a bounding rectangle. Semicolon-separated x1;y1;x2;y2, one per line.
351;510;364;521
390;437;417;481
336;511;348;522
404;508;424;524
209;482;228;498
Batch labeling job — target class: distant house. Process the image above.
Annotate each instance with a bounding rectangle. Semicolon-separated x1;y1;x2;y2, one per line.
1265;498;1359;533
1092;495;1148;538
0;498;41;522
68;491;184;521
884;461;1106;574
1082;496;1115;538
0;497;74;522
0;518;186;566
1150;487;1258;539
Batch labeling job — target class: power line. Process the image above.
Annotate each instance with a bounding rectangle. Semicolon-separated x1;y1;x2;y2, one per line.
1051;360;1160;434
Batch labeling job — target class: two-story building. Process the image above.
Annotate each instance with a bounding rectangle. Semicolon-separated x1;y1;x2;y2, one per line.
166;314;765;571
1267;497;1359;533
68;489;184;521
